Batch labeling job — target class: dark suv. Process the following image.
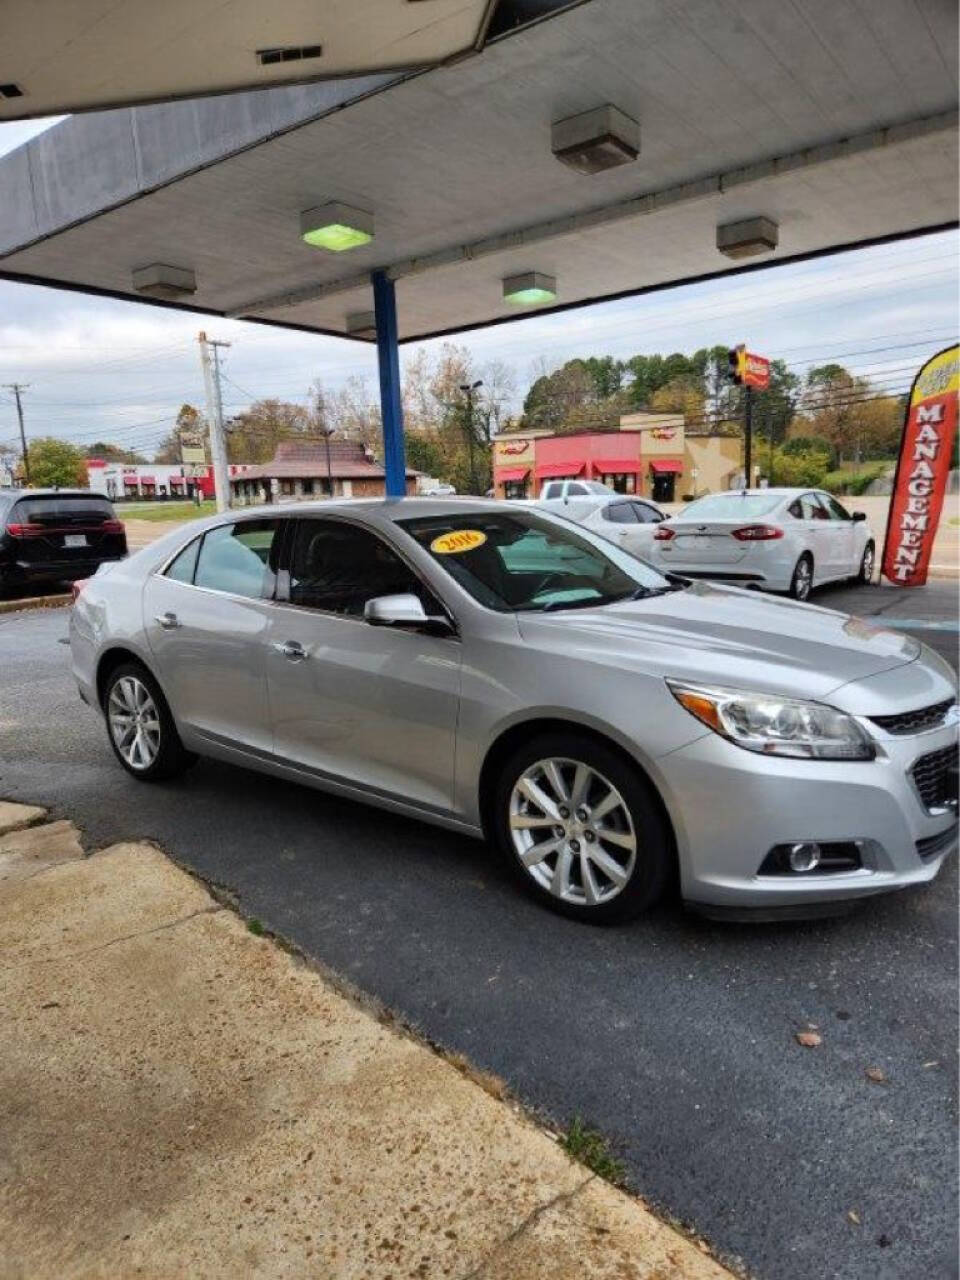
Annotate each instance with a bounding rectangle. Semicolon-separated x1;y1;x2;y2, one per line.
0;489;127;595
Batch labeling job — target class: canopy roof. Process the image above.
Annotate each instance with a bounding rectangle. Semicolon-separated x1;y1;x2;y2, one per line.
0;0;497;119
0;0;956;343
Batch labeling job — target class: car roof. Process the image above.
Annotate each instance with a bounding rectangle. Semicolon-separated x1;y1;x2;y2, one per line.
9;488;109;499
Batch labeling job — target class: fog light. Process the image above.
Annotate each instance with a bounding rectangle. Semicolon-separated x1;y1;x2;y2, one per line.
788;842;822;873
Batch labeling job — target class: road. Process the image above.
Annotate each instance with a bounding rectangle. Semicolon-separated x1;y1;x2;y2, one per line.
0;581;956;1280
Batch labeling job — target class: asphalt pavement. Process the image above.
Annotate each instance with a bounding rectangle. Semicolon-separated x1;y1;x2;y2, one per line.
1;580;956;1280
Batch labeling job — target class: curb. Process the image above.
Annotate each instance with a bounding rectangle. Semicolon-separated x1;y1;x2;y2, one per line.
0;593;71;615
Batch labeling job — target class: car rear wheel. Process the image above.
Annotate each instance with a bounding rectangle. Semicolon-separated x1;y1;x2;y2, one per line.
494;732;672;923
103;661;195;781
788;553;813;601
857;541;875;584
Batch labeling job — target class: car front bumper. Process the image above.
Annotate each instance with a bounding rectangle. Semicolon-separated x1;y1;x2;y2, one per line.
653;721;957;912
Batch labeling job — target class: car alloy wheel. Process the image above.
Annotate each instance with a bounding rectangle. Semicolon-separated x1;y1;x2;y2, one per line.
108;674;162;770
791;556;813;601
508;756;637;907
860;543;875;583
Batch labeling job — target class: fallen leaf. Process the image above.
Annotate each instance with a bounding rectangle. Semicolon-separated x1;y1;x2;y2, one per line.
847;1210;861;1226
864;1066;888;1084
795;1030;822;1048
922;1061;939;1069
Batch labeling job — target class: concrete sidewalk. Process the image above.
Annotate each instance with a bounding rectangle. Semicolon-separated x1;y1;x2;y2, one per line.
0;801;733;1280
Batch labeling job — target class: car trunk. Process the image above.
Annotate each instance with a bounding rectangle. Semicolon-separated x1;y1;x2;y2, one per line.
667;519;752;563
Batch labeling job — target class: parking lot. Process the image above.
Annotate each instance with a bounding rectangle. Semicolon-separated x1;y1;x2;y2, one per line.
0;579;956;1280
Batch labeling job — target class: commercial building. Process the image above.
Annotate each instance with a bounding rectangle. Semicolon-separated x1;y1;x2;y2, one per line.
492;413;741;502
86;459;252;501
230;440;419;505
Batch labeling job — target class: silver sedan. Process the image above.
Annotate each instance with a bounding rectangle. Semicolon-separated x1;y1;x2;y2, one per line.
70;499;958;923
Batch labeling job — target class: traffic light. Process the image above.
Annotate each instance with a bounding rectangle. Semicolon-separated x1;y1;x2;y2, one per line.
728;344;746;385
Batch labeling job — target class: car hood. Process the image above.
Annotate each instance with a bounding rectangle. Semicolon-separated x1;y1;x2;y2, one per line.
516;581;922;702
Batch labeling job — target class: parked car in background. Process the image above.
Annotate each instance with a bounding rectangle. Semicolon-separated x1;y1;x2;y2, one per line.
537;491;667;558
72;498;956;925
421;482;457;497
650;488;875;600
0;489;127;596
539;478;613;501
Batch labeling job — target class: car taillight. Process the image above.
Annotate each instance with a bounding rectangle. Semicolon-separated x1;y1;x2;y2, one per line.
102;519;125;533
71;579;90;602
4;522;43;537
653;526;676;541
731;524;784;541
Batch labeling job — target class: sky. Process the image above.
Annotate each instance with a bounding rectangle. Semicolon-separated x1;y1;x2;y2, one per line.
1;116;958;461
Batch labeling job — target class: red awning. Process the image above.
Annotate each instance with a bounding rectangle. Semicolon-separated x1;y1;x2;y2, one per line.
535;462;584;479
594;458;641;472
123;477;138;485
498;467;529;482
139;475;156;484
649;459;683;474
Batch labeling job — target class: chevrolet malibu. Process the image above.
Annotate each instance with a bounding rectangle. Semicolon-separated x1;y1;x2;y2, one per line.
70;499;958;924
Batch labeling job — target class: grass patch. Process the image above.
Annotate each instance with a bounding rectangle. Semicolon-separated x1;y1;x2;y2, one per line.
561;1116;626;1185
116;501;216;522
247;918;265;936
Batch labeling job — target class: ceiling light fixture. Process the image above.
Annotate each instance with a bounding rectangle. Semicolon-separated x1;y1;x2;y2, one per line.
346;311;377;340
131;263;197;299
503;271;557;306
300;202;374;251
551;104;640;175
716;216;779;259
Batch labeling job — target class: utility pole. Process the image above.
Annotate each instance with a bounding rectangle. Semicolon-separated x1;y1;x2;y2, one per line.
3;383;30;485
459;379;483;494
743;384;753;489
198;332;231;512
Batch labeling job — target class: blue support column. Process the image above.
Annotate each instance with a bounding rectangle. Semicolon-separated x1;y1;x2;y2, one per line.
372;270;407;499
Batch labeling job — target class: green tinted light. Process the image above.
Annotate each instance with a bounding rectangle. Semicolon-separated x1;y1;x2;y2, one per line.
502;271;557;307
300;202;374;252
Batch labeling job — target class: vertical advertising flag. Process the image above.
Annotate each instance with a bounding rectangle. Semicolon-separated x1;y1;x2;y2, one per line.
881;344;958;586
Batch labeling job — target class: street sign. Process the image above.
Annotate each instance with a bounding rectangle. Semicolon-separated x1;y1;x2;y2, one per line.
183;464;208;478
728;345;770;390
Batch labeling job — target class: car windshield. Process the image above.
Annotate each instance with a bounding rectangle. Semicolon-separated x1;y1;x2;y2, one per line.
680;493;782;520
399;509;673;612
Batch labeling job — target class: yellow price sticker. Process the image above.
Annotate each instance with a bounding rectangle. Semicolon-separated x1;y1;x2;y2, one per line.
430;529;487;555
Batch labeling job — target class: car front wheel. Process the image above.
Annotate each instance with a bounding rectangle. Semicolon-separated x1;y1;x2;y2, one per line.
494;732;672;924
857;541;875;584
788;554;813;601
103;661;195;781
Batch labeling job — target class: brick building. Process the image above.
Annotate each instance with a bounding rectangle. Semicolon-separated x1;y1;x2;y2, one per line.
230;440;419;505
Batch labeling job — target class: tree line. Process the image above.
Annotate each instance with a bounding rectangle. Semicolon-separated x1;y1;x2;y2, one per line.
8;341;913;493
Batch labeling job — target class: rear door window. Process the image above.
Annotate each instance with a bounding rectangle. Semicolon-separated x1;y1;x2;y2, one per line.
602;502;638;524
193;519;280;599
164;537;201;584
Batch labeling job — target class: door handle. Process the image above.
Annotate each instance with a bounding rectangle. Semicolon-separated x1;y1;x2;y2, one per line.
274;640;308;661
154;611;181;630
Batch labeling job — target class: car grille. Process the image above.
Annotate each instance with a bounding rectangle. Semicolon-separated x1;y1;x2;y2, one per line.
910;743;959;813
870;698;956;735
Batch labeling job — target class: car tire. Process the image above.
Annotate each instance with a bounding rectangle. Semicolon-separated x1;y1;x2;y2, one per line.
857;541;875;584
493;731;672;924
103;661;196;782
788;553;814;601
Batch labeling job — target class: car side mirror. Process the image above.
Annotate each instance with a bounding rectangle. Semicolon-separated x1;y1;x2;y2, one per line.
851;511;867;522
364;593;453;635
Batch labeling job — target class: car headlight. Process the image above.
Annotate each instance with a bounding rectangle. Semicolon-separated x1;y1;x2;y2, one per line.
666;680;875;760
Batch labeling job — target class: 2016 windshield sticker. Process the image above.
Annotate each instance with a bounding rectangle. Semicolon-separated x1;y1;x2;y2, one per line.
430;529;487;555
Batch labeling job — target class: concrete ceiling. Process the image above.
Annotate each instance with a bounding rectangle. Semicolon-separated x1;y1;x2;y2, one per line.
0;0;497;119
0;0;956;343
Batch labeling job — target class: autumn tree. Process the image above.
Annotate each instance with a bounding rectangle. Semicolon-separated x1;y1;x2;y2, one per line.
82;441;147;463
225;398;311;463
154;404;207;463
26;437;88;488
794;366;901;463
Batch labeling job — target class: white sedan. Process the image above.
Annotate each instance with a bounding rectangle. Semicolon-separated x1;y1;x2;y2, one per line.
649;488;876;600
536;492;667;558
